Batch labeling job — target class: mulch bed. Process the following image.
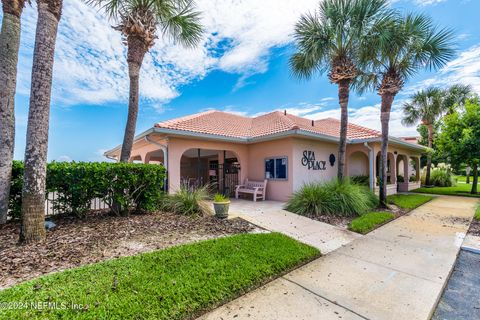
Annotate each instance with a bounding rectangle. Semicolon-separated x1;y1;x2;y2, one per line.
468;218;480;237
0;211;255;289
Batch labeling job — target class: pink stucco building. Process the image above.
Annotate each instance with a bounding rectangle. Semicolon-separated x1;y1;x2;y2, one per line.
104;110;425;201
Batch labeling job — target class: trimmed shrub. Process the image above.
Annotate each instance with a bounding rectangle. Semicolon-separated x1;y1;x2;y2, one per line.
8;161;166;219
421;163;456;187
285;179;379;217
8;161;24;220
160;185;212;216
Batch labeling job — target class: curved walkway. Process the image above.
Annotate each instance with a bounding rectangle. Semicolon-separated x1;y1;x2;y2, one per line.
228;199;361;253
201;196;479;320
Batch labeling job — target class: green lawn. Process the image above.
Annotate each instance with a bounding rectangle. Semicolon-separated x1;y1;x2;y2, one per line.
475;205;480;221
387;194;434;210
348;211;394;234
0;233;319;320
414;183;479;198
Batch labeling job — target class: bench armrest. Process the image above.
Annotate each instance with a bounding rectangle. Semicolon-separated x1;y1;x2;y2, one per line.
235;184;245;190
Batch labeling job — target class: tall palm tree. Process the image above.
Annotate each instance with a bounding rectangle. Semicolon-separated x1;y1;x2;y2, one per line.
362;14;454;206
87;0;203;163
290;0;391;180
0;0;28;224
402;84;473;186
20;0;63;243
402;87;443;186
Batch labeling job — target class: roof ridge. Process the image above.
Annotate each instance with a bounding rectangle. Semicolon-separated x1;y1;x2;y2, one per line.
155;110;216;127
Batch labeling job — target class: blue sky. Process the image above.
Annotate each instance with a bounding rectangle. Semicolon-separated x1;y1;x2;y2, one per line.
7;0;480;162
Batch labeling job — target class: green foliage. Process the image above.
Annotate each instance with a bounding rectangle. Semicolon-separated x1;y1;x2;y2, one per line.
349;211;394;234
213;193;228;202
387;194;434;210
350;175;370;186
0;233;319;320
160;184;211;216
437;100;480;194
285;179;378;217
8;161;24;219
397;175;405;183
8;162;166;219
474;205;480;221
290;0;391;80
421;163;456;187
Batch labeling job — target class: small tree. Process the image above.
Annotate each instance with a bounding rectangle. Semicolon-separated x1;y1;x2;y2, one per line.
437;99;480;194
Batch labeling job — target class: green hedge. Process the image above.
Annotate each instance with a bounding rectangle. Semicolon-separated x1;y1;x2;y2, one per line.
9;161;166;219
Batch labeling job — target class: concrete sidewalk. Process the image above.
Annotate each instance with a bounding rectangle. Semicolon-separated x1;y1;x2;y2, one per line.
201;196;479;320
228;199;361;253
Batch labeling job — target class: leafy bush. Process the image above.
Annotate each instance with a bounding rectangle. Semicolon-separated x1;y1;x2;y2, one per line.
397;175;405;183
213;193;229;202
285;179;378;217
349;211;394;234
8;161;166;219
350;175;369;186
421;163;456;187
409;175;418;182
8;161;24;220
160;185;212;216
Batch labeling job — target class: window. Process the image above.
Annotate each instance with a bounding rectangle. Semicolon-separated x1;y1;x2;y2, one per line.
265;157;287;180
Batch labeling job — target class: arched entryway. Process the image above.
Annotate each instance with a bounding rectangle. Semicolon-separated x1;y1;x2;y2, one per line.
180;148;241;195
348;151;369;177
396;154;408;183
376;151;396;185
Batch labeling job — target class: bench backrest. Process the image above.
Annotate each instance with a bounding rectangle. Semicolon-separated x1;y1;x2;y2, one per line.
245;179;267;189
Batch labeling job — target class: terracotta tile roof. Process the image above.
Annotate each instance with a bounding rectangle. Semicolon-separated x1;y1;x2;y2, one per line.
154;110;381;141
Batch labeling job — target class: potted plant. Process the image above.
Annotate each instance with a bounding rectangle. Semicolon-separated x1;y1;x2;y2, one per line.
213;193;230;218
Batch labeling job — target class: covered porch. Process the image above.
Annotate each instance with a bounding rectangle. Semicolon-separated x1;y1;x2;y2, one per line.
346;143;422;195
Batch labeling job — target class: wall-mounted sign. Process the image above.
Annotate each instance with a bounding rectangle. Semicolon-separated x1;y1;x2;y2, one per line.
301;150;326;170
329;154;336;167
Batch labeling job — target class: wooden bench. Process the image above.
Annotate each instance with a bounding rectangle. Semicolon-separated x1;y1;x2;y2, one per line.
235;179;268;202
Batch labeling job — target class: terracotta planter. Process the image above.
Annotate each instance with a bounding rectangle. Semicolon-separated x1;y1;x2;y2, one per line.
213;201;230;219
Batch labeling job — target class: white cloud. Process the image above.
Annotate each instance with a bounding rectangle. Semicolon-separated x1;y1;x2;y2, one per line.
56;155;72;162
413;0;447;5
411;45;480;94
15;0;319;106
269;100;419;137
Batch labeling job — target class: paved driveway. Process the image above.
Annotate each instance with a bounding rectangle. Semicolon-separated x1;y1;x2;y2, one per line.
228;199;360;253
201;196;479;320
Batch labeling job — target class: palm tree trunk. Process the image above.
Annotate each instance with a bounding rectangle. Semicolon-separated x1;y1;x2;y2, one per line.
337;80;349;180
379;93;395;207
471;164;478;194
0;1;24;224
425;123;434;186
20;0;62;243
119;37;148;163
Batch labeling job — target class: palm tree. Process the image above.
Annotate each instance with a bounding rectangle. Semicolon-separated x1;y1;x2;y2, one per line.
362;14;454;206
290;0;391;180
0;0;28;224
443;84;473;114
402;84;473;186
87;0;203;163
20;0;63;243
402;87;443;186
